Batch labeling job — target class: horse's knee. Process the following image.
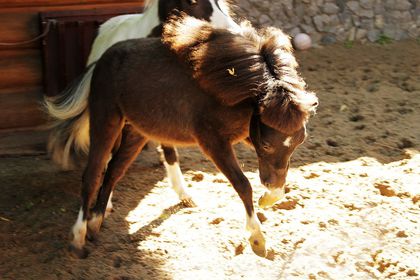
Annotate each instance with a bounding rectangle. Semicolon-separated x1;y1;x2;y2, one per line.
161;145;178;165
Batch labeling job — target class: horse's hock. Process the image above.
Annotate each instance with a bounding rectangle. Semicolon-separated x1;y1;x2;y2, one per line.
234;0;419;44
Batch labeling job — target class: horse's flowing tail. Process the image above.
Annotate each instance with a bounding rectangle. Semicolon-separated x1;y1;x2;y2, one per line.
44;64;95;170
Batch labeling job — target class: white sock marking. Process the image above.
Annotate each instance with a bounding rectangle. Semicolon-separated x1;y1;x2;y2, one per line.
106;192;113;212
164;162;191;201
71;208;87;248
246;211;262;234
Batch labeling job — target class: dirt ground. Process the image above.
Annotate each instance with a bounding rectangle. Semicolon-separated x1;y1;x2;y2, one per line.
1;41;419;280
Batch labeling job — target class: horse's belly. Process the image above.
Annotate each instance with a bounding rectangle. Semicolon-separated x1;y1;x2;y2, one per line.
126;116;196;145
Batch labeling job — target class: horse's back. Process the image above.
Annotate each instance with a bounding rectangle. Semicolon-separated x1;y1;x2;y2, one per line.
98;14;143;35
87;3;160;64
88;16;143;65
91;37;252;145
91;38;199;141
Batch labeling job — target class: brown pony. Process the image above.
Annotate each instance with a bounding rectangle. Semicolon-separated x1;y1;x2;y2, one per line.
45;0;240;220
68;15;318;258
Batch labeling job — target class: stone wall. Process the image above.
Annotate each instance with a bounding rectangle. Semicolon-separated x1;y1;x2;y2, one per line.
233;0;420;44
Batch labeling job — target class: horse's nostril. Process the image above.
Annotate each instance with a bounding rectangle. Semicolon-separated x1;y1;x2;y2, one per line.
264;182;271;188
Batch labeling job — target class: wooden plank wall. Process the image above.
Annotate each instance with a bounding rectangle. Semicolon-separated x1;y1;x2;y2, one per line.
0;0;144;130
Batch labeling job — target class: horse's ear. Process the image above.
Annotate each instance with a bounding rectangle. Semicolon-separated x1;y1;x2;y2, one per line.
260;91;318;134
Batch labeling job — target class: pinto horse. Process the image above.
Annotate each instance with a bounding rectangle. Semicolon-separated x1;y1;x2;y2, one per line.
45;0;239;216
67;15;318;258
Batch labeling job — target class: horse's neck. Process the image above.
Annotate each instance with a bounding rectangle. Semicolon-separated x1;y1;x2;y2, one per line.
87;0;161;65
133;0;161;36
143;0;155;9
104;1;161;39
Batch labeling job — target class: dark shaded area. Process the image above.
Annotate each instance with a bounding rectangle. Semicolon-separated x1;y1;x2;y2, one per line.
0;147;171;280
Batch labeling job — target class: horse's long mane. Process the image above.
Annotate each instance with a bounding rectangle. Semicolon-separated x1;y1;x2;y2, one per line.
163;15;318;134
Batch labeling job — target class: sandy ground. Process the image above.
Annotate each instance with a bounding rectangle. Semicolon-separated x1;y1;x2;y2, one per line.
0;41;419;280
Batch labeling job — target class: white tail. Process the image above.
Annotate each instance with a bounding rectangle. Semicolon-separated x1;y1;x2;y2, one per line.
44;65;94;169
44;2;160;170
44;65;93;120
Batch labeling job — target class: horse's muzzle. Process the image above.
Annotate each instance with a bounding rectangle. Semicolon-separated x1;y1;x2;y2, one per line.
258;187;286;208
260;168;287;189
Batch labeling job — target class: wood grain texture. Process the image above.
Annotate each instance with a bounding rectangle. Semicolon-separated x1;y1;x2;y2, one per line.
0;0;143;9
0;0;146;129
0;49;42;90
0;4;144;51
0;88;46;129
0;127;48;156
0;12;40;50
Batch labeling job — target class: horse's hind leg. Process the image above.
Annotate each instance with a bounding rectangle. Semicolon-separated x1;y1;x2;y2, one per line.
103;132;123;218
87;124;147;239
160;145;195;207
69;111;124;258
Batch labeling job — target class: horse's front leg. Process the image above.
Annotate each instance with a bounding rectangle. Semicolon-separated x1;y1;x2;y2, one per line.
197;137;266;257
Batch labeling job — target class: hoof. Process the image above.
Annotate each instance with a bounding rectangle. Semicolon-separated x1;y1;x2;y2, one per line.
86;228;99;242
69;244;89;259
181;197;197;208
86;222;101;241
249;231;267;258
87;214;103;241
258;192;282;209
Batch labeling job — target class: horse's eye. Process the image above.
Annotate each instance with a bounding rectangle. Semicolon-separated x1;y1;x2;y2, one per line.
262;142;274;153
188;0;198;5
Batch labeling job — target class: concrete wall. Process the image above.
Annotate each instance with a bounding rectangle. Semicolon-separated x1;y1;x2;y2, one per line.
233;0;420;44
